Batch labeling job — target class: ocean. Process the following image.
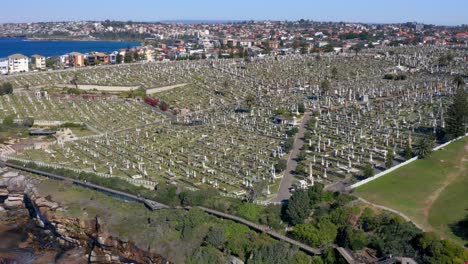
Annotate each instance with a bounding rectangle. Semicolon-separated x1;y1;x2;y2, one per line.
0;38;140;58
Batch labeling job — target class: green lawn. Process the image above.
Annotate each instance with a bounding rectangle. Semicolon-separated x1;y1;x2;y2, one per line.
355;138;467;244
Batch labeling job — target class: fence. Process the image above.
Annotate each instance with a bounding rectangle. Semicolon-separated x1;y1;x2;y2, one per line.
349;133;467;190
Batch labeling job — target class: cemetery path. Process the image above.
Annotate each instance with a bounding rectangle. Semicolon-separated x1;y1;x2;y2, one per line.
271;112;312;203
146;83;188;94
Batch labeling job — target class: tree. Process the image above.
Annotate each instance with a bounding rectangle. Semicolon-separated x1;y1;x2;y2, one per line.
2;115;15;127
285;189;311;225
405;143;413;160
352;44;364;56
133;50;140;61
331;67;338;79
298;103;305;114
204;226;225;249
275;159;287;173
286;127;299;137
245;94;256;110
415;136;434;158
291;220;338;247
22;117;34;127
385;149;394;169
337;226;368;250
453;75;465;89
116;53;123;64
0;82;14;95
446;83;467;138
70;74;79;89
249;242;304;264
363;163;374;178
124;52;133;63
320;80;331;96
188;246;226;264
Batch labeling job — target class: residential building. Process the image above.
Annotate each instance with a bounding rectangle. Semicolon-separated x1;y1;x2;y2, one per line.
68;52;85;67
31;54;46;70
8;53;29;73
94;52;110;64
0;58;8;74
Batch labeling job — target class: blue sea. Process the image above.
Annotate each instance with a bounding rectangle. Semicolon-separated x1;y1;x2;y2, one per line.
0;38;140;58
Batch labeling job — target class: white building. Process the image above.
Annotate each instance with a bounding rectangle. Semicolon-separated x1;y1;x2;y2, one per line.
8;54;29;73
31;54;46;70
0;58;8;75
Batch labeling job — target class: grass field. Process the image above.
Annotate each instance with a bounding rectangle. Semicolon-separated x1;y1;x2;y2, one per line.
355;138;468;245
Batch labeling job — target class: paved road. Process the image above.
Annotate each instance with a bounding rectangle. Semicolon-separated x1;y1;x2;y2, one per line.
270;112;312;203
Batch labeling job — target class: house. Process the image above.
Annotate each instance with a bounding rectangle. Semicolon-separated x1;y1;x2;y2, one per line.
109;52;117;64
0;58;8;75
85;54;96;65
94;52;110;64
31;54;46;70
68;52;85;67
8;53;29;73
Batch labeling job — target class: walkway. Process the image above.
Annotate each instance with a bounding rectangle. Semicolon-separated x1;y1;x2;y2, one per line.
3;162;168;210
270;112;312;203
197;206;321;255
146;83;188;94
2;161;322;255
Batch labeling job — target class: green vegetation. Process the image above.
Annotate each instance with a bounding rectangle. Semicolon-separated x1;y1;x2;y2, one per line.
446;83;467;139
363;163;374;178
356;139;468;244
0;82;14;95
414;136;434;158
35;177;307;264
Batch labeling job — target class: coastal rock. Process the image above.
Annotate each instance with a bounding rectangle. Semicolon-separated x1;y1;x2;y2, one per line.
229;256;245;264
0;187;8;196
3;171;19;178
4;199;24;207
56;248;88;264
35;197;59;210
6;175;26;190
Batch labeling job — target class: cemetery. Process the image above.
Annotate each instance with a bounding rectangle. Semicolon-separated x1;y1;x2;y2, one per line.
0;45;465;202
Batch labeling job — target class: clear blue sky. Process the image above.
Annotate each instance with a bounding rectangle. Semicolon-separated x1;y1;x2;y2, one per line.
2;0;467;25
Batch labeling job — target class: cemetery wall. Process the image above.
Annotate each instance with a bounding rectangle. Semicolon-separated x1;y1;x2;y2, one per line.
55;84;140;92
349;133;468;190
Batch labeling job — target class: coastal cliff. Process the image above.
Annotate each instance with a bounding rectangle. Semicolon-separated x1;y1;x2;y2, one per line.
0;168;169;264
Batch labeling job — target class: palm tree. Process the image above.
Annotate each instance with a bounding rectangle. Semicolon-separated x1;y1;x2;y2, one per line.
415;136;434;158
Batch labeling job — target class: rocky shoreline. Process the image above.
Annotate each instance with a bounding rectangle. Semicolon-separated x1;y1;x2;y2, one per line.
0;168;169;264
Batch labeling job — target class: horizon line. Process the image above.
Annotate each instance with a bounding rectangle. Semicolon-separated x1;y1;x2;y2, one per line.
0;18;465;27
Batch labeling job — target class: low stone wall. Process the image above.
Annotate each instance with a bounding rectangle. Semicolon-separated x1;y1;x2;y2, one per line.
54;84;140;92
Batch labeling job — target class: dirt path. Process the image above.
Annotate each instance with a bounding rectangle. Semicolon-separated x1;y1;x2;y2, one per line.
421;141;468;231
145;83;188;94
